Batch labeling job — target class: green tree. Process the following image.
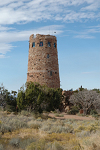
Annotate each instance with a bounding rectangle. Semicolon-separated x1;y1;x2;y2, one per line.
16;91;25;112
25;82;42;112
0;84;17;112
16;82;62;113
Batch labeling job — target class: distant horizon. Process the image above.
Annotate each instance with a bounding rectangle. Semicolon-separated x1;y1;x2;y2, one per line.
1;81;100;93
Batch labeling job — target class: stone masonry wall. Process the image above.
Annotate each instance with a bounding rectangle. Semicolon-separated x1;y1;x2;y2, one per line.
27;34;60;89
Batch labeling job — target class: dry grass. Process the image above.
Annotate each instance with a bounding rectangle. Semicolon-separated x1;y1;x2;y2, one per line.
0;110;100;149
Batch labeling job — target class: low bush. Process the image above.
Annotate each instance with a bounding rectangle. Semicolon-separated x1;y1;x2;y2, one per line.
92;114;99;120
9;138;20;148
46;141;64;150
90;110;98;115
68;106;79;115
0;116;28;134
26;139;46;150
27;120;41;129
0;144;3;150
19;138;36;149
45;133;74;142
87;124;98;133
90;142;100;150
21;110;30;116
0;124;12;135
55;114;64;117
76;130;90;138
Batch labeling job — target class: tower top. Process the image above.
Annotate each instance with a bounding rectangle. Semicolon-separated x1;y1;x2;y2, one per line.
29;34;57;41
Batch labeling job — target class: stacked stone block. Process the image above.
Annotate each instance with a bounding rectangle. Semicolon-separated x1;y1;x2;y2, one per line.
27;34;60;89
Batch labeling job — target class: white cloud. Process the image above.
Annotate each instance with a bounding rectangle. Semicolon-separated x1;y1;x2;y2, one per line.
0;54;5;58
0;25;14;31
0;43;14;54
0;43;15;58
63;11;96;22
74;34;95;39
81;0;100;11
0;25;63;43
0;25;63;58
71;24;100;39
0;0;99;24
87;25;100;33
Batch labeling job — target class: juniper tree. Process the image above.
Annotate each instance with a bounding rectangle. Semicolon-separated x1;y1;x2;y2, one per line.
69;90;100;115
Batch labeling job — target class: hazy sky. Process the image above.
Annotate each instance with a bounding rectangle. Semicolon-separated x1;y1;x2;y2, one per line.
0;0;100;92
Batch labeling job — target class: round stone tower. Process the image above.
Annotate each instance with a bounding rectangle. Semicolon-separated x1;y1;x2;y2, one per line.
27;34;60;89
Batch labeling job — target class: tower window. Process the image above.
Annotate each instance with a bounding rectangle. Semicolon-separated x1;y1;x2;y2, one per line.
32;42;35;47
54;43;56;48
47;54;49;58
30;75;33;77
50;71;52;76
48;42;51;47
39;41;43;47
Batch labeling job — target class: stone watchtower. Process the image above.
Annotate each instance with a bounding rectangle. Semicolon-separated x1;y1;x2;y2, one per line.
27;34;60;89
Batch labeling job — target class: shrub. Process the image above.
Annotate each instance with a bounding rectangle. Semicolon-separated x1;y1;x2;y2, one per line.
21;110;30;116
45;133;74;142
68;106;79;115
87;124;98;133
0;116;28;134
9;138;20;148
76;130;90;138
91;143;100;150
27;120;41;129
26;139;46;150
39;124;51;132
32;112;51;120
51;141;64;150
92;114;99;120
19;138;36;149
0;124;12;134
72;143;84;150
54;109;60;114
26;139;64;150
7;111;11;115
55;114;64;117
9;118;28;130
90;110;98;115
0;144;3;150
74;125;86;133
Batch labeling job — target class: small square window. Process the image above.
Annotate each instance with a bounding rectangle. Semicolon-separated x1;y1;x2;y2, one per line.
54;43;56;48
30;75;33;77
48;42;51;47
47;54;49;58
32;42;35;47
50;71;52;76
39;41;43;47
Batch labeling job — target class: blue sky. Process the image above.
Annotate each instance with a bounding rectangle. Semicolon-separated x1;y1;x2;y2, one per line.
0;0;100;92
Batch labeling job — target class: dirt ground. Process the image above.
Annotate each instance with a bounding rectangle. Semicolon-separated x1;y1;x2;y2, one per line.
48;112;95;120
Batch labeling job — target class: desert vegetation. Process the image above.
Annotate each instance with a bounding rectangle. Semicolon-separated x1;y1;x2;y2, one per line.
0;110;100;149
0;83;100;149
